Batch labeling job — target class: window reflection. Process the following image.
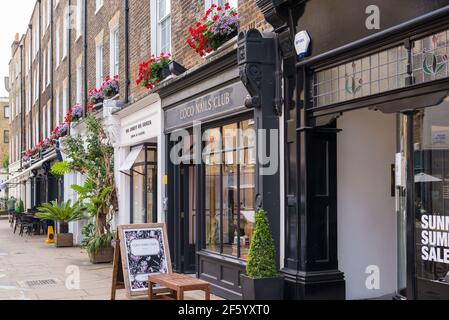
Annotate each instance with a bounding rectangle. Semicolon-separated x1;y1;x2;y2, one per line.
204;119;255;260
414;97;449;290
131;145;157;224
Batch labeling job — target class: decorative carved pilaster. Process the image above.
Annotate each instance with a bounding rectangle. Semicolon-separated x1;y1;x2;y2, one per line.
103;100;124;147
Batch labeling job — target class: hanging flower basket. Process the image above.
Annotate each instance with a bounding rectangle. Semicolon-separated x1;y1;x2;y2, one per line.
187;3;239;57
136;53;172;90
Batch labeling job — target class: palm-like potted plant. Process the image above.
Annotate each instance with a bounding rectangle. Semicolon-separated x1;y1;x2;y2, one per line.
37;200;85;248
241;209;284;300
73;184;115;264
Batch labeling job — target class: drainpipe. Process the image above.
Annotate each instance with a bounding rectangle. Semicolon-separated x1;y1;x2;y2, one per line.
124;0;130;103
68;0;72;114
38;0;42;143
83;0;88;115
50;0;54;131
19;43;25;169
29;24;33;154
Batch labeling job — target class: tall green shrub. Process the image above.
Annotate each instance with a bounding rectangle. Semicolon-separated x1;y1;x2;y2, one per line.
246;209;278;279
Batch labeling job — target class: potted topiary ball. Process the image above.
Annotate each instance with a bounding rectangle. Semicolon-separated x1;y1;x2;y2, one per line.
241;209;284;300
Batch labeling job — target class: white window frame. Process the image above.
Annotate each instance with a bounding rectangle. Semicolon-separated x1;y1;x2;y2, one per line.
47;102;51;137
55;87;60;124
109;26;119;76
16;96;19;118
29;42;32;71
15;135;19;161
76;64;82;104
76;0;83;40
42;105;46;139
42;50;46;92
63;10;69;59
95;0;103;14
96;43;104;88
46;0;51;29
33;70;38;103
151;0;171;56
47;43;51;86
4;106;10;119
42;1;46;33
63;79;69;117
56;21;60;66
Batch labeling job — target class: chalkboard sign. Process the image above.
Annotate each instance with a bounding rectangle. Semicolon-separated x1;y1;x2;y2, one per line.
111;224;172;298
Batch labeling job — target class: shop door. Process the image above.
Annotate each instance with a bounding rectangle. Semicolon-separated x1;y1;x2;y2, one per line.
411;103;449;300
180;164;197;274
398;99;449;300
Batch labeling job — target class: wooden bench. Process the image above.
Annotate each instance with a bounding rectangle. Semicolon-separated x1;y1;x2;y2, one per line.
148;273;211;300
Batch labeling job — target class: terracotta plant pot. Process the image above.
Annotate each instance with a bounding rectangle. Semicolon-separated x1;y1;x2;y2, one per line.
56;233;74;248
88;246;114;264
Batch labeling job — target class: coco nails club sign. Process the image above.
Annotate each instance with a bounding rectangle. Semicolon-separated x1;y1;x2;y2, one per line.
164;82;248;131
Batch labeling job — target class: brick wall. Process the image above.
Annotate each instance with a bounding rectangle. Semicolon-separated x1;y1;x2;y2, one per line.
9;0;269;166
53;0;69;126
171;0;269;70
128;0;152;102
85;0;121;99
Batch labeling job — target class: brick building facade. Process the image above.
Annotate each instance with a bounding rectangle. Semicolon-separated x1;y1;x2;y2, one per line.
7;0;268;298
9;0;267;166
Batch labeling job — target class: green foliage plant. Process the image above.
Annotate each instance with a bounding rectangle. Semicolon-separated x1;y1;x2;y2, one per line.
246;209;278;279
37;200;85;224
61;113;117;252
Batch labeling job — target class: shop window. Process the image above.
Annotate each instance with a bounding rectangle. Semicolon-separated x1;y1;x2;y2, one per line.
412;97;449;298
413;30;449;85
311;28;449;110
130;145;158;224
311;45;408;108
204;119;256;260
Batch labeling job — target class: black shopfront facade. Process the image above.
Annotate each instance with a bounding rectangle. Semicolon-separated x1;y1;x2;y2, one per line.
159;47;280;299
255;0;449;300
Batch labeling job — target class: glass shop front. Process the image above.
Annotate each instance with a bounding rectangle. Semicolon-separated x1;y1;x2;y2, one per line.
164;77;256;299
303;23;449;299
397;100;449;300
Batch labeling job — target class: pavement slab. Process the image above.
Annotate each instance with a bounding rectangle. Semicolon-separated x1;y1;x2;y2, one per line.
0;219;222;300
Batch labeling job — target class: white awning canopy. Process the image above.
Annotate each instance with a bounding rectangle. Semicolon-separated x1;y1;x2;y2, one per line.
1;152;57;188
120;145;143;172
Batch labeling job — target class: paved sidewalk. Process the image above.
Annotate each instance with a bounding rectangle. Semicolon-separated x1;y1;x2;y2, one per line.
0;219;220;300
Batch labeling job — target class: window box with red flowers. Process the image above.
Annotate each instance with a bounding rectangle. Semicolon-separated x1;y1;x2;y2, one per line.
136;53;172;90
88;88;104;106
101;75;120;100
187;3;239;57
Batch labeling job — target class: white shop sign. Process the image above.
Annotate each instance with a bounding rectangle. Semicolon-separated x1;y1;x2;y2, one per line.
121;107;161;146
